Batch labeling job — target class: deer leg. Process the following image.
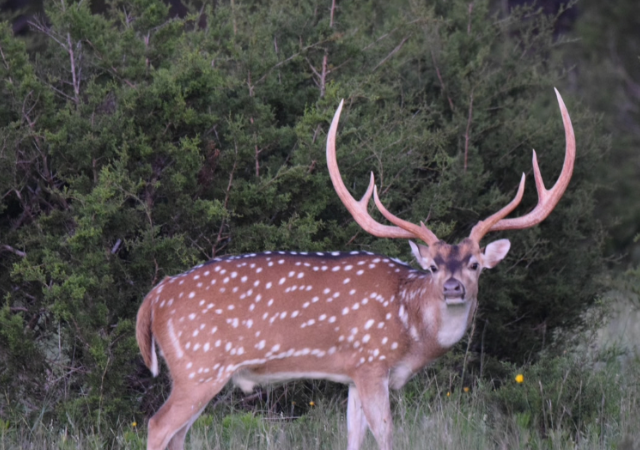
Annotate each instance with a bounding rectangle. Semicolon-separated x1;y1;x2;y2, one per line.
166;405;206;450
147;380;226;450
353;374;393;450
347;383;369;450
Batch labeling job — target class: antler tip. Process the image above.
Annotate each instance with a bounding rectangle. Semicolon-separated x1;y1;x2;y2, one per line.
554;88;567;111
517;172;526;194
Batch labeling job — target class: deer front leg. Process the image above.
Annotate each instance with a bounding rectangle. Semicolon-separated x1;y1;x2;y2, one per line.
352;373;393;450
347;383;369;450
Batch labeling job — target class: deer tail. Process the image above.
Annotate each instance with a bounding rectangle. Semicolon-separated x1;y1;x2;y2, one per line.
136;293;159;377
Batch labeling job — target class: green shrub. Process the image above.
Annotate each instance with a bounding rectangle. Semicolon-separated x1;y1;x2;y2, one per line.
488;353;627;437
0;0;607;428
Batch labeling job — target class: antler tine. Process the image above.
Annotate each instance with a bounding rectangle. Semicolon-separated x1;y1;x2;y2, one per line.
373;185;439;245
469;173;526;242
470;88;576;243
326;100;435;243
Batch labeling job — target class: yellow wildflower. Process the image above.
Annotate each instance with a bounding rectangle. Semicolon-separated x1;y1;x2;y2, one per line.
463;387;470;393
446;391;450;397
515;374;524;384
309;401;315;406
131;422;137;428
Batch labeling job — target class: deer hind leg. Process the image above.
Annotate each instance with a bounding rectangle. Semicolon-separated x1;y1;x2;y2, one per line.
352;374;393;450
147;378;228;450
166;408;205;450
347;383;369;450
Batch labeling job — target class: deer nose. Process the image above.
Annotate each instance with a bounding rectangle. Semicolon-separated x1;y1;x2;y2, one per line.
443;277;465;298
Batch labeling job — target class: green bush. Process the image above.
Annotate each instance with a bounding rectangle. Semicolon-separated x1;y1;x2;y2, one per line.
0;0;607;427
488;353;626;436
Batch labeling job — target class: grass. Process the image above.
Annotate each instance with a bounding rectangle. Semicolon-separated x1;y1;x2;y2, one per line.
4;290;639;450
2;347;639;450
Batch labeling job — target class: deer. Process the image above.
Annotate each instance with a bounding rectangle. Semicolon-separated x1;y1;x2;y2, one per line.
136;88;575;450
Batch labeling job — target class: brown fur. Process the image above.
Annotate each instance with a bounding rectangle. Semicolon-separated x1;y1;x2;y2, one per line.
136;245;508;450
136;290;155;372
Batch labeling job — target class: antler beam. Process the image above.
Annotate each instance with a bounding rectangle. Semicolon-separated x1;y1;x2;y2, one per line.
326;100;440;246
469;88;576;242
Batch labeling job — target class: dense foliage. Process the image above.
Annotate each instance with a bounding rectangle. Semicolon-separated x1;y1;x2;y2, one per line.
0;0;607;425
568;0;640;258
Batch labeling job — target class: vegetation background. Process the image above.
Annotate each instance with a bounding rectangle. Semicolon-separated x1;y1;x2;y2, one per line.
0;0;638;448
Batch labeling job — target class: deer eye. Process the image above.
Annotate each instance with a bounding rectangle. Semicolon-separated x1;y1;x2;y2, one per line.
469;262;479;271
429;265;438;273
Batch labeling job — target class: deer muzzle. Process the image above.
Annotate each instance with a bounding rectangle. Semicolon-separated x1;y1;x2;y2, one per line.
443;277;466;304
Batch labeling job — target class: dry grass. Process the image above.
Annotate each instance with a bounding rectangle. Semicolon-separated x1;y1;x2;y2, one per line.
3;353;638;450
4;295;639;450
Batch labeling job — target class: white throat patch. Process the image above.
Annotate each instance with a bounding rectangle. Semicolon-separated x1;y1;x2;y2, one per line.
436;301;473;348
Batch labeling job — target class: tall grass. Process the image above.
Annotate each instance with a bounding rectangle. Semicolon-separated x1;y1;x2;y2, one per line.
3;348;638;450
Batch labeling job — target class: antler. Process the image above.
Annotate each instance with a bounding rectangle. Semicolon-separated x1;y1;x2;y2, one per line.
469;88;576;243
327;89;575;247
326;100;440;245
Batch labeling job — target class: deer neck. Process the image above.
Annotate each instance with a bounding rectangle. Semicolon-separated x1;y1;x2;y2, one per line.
434;295;476;349
399;275;476;353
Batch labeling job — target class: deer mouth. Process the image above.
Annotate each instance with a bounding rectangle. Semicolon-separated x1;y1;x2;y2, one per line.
444;296;466;306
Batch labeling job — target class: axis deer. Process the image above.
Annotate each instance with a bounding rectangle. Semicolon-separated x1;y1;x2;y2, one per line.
137;89;575;450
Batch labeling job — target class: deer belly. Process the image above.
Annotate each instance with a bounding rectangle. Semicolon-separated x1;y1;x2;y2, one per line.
232;367;353;393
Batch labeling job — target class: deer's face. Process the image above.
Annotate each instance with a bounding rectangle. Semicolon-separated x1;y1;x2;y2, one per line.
409;238;511;306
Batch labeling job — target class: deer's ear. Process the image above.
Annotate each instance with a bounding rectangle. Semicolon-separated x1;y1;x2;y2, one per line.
482;239;511;269
409;241;433;270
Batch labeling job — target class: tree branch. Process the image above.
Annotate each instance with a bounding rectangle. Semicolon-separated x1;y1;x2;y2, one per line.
2;245;27;257
320;52;329;97
213;142;238;256
372;35;409;72
329;0;337;27
431;48;455;112
464;89;474;172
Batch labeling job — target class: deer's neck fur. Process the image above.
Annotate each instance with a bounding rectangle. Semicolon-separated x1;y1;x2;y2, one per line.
387;273;477;389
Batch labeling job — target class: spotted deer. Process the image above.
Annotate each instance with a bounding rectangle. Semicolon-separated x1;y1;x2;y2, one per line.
136;89;575;450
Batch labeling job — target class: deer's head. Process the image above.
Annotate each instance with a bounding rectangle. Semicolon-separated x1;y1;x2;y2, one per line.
326;89;575;308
